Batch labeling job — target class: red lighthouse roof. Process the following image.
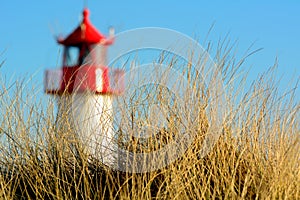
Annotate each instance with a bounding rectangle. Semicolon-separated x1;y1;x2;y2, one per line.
57;8;108;46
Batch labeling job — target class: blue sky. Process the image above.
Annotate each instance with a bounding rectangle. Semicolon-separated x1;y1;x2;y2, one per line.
1;1;299;99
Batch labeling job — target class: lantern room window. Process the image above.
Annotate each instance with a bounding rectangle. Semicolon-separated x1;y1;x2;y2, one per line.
83;44;107;66
64;46;80;66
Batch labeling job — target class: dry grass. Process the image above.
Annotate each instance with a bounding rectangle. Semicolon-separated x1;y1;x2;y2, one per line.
0;41;299;200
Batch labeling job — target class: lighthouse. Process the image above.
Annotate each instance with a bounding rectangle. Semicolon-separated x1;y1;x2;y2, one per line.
44;8;123;165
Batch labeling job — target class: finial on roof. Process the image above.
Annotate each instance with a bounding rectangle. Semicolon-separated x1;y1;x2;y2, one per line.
83;8;89;22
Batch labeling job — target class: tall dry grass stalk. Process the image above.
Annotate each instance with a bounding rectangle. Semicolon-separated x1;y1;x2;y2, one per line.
0;40;299;200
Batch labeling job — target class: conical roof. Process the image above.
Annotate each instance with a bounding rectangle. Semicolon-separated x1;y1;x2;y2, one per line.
57;8;106;46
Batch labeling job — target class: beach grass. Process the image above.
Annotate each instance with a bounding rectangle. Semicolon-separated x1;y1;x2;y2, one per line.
0;41;299;199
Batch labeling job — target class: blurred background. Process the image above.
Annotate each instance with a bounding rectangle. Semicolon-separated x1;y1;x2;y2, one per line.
1;0;299;99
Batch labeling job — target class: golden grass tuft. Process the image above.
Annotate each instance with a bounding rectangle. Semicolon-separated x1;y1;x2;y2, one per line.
0;41;299;199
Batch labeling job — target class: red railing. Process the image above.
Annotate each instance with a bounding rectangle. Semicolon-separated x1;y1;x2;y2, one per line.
45;65;124;95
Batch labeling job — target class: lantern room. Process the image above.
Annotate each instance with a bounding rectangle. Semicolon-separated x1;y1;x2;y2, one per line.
44;8;123;95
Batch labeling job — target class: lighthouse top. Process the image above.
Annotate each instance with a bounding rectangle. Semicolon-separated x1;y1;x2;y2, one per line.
57;8;113;46
44;8;124;95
